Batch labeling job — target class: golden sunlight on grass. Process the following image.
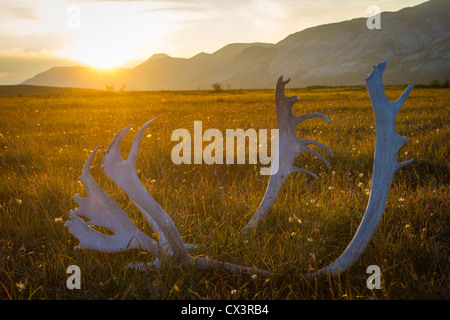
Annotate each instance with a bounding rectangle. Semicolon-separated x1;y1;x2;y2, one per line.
0;87;448;299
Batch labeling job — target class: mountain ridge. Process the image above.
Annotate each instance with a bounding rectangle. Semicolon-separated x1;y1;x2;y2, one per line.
22;0;450;90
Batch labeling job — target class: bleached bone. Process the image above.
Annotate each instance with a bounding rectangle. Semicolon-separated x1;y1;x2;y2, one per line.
100;120;188;264
313;61;413;276
241;76;333;233
66;61;412;278
65;146;159;254
66;120;268;275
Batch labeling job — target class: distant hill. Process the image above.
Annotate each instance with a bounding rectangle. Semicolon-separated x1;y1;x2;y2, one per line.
22;0;450;90
0;85;100;96
191;43;274;62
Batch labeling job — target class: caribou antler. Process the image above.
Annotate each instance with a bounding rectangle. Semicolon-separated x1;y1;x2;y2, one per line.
313;61;413;276
241;76;333;233
65;120;268;275
65;146;159;254
65;61;412;279
100;120;188;264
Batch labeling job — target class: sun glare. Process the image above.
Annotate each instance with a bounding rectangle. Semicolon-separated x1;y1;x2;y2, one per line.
67;29;143;69
75;46;128;69
60;1;175;69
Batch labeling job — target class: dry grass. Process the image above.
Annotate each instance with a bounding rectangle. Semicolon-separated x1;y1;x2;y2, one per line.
0;86;448;300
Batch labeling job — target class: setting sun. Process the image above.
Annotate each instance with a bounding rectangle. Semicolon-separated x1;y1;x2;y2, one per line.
58;1;181;69
66;40;134;69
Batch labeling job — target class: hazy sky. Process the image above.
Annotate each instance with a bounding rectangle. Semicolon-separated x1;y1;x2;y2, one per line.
0;0;428;84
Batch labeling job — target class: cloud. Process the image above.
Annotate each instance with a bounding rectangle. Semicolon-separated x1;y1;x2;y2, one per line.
1;0;428;56
0;1;39;23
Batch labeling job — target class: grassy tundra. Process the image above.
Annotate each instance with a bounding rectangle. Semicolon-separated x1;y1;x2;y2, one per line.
0;86;448;299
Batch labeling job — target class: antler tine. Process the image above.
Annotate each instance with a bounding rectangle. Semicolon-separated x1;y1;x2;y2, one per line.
312;61;413;277
294;112;330;126
242;75;333;233
291;167;318;179
102;119;156;168
104;125;133;162
296;140;332;168
127;119;156;168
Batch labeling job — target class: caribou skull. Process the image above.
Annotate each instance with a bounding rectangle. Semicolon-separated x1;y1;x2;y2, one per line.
65;61;412;277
